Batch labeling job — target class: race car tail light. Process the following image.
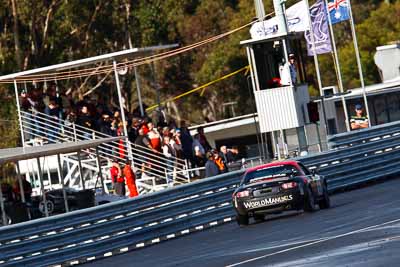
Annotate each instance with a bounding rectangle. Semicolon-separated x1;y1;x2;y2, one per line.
236;190;250;198
281;182;297;189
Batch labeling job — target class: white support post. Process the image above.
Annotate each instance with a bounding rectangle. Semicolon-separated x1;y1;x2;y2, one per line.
113;60;134;162
37;157;49;217
72;123;77;142
95;147;105;194
324;0;350;132
348;0;371;127
134;66;145;117
16;162;26;204
304;0;324;97
246;47;257;92
249;47;261;91
77;150;85;190
0;181;7;225
305;0;329;136
14;80;26;147
56;154;69;212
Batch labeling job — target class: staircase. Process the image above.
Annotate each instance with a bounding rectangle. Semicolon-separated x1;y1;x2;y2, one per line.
19;110;190;194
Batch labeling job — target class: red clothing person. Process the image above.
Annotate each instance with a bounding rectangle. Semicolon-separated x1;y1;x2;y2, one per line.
117;124;125;160
110;162;125;196
110;164;120;184
123;163;139;198
147;122;161;152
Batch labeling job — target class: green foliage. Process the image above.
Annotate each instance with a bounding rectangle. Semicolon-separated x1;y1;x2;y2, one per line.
305;0;399;91
0;0;398;128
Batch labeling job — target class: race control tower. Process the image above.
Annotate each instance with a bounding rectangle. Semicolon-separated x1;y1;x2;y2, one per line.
241;0;312;159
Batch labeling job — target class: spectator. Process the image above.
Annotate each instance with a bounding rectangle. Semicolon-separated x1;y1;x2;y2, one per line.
128;118;140;143
117;122;125;159
267;77;282;88
147;122;162;152
220;145;237;164
288;53;297;85
123;161;139;198
162;135;176;186
229;146;239;162
205;151;219;178
141;117;150;135
77;105;93;129
135;127;155;177
180;121;195;165
98;113;113;136
197;127;212;152
77;105;94;139
213;149;228;173
44;100;60;143
172;129;183;159
113;110;121;125
350;104;369;130
12;177;32;203
65;110;77;126
109;160;120;191
110;161;125;196
162;126;170;138
43;85;61;108
31;88;45;113
20;90;32;112
20;91;33;140
192;134;205;167
61;91;73;114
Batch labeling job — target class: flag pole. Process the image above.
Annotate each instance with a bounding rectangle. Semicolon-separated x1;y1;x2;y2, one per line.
304;0;328;135
348;0;371;127
324;0;350;132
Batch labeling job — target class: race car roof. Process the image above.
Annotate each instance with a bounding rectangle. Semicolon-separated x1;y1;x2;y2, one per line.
0;137;123;164
245;160;300;173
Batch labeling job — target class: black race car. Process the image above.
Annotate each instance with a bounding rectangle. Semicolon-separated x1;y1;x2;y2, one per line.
232;160;330;226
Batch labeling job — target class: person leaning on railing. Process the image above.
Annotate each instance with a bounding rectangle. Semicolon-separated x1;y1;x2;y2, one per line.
162;135;177;186
205;151;219;178
350;104;369;130
44;100;61;143
213;149;228;174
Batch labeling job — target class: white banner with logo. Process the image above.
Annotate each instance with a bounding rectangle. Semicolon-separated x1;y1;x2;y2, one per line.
250;0;310;39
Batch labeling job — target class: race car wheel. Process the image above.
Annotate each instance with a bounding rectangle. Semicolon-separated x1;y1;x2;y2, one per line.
236;214;249;226
318;185;331;209
304;186;317;212
254;214;265;222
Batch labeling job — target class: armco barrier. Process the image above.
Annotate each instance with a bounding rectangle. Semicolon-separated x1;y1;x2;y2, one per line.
327;120;400;149
2;123;400;266
0;170;243;267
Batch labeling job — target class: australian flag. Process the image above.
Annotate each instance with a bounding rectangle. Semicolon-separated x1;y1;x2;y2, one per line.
328;0;350;24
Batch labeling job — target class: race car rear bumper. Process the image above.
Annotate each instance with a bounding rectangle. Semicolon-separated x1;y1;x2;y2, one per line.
233;189;304;216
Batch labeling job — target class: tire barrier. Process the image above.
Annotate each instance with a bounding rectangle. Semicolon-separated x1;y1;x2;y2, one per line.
2;122;400;266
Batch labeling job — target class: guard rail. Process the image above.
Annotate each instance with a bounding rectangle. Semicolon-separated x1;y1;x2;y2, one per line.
327;120;400;149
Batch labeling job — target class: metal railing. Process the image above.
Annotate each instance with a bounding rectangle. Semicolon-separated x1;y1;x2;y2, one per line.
20;110;190;187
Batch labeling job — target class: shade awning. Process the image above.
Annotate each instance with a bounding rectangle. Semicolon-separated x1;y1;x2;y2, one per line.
0;44;179;81
0;137;123;164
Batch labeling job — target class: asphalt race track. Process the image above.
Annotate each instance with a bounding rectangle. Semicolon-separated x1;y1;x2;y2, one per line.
83;178;400;267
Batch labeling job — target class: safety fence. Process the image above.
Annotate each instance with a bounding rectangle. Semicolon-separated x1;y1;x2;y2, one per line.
20;110;190;188
1;121;400;266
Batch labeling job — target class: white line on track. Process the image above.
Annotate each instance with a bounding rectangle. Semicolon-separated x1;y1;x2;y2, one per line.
226;218;400;267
